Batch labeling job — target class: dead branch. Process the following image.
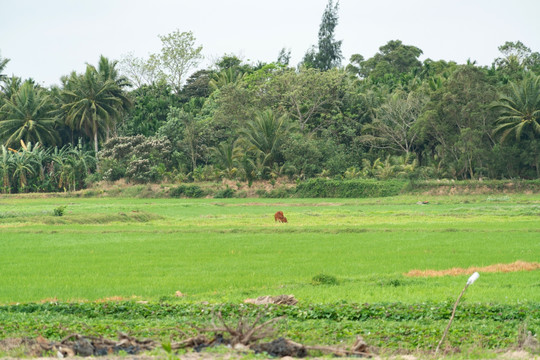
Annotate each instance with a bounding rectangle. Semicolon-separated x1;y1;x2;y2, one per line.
170;335;209;350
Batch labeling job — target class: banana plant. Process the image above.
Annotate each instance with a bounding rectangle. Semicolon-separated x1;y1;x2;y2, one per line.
0;145;13;193
10;148;35;192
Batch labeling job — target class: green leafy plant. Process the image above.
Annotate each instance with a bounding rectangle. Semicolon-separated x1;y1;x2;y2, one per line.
169;184;204;198
214;186;235;198
53;205;66;217
312;273;339;286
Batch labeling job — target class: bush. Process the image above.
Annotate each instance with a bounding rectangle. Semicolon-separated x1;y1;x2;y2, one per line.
169;185;205;198
214;187;235;198
312;273;339;285
296;179;407;198
53;206;66;217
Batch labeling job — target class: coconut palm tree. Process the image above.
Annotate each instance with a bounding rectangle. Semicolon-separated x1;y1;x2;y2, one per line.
209;67;245;90
492;74;540;141
0;53;9;83
62;65;125;155
240;110;290;169
0;76;22;102
0;82;59;147
493;74;540;177
95;55;132;138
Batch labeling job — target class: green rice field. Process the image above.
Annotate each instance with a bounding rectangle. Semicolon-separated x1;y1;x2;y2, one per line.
1;194;539;304
0;194;539;356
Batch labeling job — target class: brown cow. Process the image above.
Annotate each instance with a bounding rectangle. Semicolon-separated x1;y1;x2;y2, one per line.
274;211;288;223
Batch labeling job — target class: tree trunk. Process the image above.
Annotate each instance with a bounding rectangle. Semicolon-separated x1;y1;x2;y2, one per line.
94;131;99;171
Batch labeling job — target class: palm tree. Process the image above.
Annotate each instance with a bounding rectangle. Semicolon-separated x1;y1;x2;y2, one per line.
241;110;290;169
492;74;540;141
212;139;241;179
492;74;540;177
95;55;132;138
0;76;22;101
209;68;245;90
0;53;9;83
62;65;125;155
0;82;59;147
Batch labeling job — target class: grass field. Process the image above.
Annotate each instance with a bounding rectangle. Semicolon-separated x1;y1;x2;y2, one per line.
1;194;539;304
0;193;539;356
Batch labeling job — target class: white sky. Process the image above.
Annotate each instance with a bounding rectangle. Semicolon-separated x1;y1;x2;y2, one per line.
1;0;540;87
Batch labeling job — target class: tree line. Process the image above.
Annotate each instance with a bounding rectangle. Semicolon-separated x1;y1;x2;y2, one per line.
1;0;540;193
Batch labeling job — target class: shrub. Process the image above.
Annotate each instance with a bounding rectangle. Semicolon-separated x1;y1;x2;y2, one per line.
296;179;407;198
312;273;339;286
169;185;205;198
53;206;66;217
214;187;235;198
125;159;162;184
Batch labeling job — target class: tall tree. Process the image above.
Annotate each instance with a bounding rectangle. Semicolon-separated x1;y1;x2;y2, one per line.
119;31;203;93
277;48;291;66
119;52;161;88
62;65;125;154
0;76;22;101
96;55;132;139
302;0;343;70
492;74;540;177
416;66;497;179
274;67;347;134
96;55;131;89
156;30;203;94
157;107;208;172
122;82;178;136
0;52;9;83
361;91;427;155
351;40;423;81
492;74;540;141
0;82;59;147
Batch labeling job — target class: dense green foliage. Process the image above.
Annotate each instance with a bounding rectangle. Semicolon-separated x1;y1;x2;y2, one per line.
296;178;407;197
1;3;540;193
0;141;93;193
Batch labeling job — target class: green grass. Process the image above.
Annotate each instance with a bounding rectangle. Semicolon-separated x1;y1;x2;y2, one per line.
0;194;538;304
0;193;539;354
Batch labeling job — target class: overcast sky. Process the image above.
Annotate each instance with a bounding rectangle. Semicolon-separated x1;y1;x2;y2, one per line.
1;0;540;87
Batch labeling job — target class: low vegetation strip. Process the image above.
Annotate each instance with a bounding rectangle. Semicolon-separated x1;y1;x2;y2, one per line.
2;301;538;322
295;179;408;198
0;210;163;225
0;301;538;355
404;261;540;277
